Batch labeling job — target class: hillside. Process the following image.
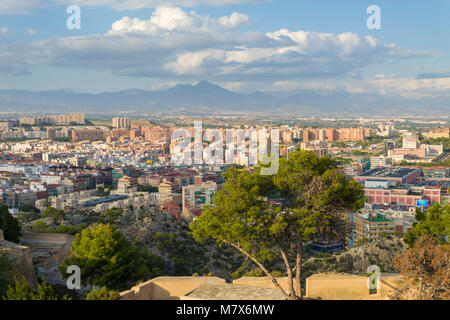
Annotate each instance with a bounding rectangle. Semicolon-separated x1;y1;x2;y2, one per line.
20;207;407;287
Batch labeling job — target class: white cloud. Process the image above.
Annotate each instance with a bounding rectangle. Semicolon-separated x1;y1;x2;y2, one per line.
0;27;14;35
218;12;250;28
0;5;431;92
222;81;245;91
369;76;450;98
0;0;44;14
270;74;450;100
109;6;250;35
162;25;427;76
26;28;38;35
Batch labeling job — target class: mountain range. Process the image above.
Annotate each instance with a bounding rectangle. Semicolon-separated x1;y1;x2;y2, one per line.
0;81;447;117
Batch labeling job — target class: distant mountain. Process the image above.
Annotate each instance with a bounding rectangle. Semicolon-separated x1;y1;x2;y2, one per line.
0;81;447;116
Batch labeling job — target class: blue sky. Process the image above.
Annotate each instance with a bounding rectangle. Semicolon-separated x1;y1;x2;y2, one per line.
0;0;449;103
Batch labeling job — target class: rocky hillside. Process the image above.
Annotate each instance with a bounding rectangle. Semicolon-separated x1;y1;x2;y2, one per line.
20;207;407;284
22;206;245;281
302;238;406;278
116;208;245;280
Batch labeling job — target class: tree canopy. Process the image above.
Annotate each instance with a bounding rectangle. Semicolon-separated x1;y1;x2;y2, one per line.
190;150;364;299
0;205;21;243
404;204;450;247
2;276;68;300
0;253;13;298
86;286;120;300
42;207;66;224
60;223;150;291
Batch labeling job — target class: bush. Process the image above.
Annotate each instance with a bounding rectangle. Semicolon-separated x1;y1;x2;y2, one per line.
86;287;120;300
3;276;69;300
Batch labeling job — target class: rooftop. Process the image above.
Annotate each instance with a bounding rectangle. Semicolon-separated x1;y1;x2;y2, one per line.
359;167;418;178
184;281;285;300
84;194;128;206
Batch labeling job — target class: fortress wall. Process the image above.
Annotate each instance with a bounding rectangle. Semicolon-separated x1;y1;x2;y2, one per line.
120;274;408;301
0;239;38;289
120;277;226;300
306;273;407;300
20;233;74;266
20;232;74;244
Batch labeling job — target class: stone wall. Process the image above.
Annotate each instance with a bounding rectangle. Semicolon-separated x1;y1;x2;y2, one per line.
0;236;38;289
120;274;408;300
19;232;74;286
20;233;74;267
120;277;226;300
305;273;407;300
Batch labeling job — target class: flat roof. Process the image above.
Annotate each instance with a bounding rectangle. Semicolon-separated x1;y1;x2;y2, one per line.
84;194;128;206
359;167;418;178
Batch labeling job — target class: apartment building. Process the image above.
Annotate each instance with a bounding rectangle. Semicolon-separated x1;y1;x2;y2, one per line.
20;113;85;126
71;129;105;142
112;117;131;129
352;212;396;242
182;180;217;220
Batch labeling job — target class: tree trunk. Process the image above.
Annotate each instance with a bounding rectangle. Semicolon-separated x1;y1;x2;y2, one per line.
280;248;296;299
294;240;303;299
227;242;292;300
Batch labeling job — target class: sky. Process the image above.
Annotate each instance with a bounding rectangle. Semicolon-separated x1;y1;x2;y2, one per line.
0;0;449;104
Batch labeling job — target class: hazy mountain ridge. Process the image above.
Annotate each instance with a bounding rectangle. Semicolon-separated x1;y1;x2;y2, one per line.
0;81;447;116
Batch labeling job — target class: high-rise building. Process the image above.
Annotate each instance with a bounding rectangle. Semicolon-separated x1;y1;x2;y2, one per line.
47;128;56;139
112;117;131;129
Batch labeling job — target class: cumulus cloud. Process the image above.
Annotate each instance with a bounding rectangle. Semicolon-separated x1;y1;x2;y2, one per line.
218;12;250;28
163;26;427;77
0;0;44;14
109;6;250;35
0;5;430;90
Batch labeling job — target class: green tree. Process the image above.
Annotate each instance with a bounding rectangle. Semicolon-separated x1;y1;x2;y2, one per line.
0;253;13;298
17;212;34;223
190;151;364;300
3;276;64;300
32;220;50;233
86;287;120;300
3;277;34;300
0;205;21;243
404;204;450;247
42;207;66;224
60;224;150;291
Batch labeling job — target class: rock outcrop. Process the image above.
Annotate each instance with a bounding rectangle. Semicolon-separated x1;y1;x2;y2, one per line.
0;230;39;289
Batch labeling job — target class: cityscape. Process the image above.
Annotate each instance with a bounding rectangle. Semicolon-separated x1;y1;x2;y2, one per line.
0;0;448;313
